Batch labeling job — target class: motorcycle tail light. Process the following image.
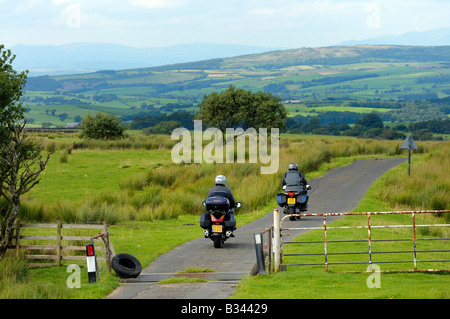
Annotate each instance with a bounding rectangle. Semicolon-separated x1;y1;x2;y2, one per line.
288;192;295;197
211;214;225;223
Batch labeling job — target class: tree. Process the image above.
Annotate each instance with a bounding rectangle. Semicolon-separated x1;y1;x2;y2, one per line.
0;122;52;257
142;121;181;135
355;113;384;130
79;111;127;139
0;45;27;148
0;45;52;258
301;118;321;133
197;85;287;134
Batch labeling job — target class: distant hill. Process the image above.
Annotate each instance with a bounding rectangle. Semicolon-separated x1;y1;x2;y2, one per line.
11;42;277;76
338;27;450;46
22;45;450;127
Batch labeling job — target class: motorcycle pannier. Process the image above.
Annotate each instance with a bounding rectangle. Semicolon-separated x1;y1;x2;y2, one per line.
224;213;236;229
276;193;287;206
296;193;308;205
205;196;230;211
200;213;211;229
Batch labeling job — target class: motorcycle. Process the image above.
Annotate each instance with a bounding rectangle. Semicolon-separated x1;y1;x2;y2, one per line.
276;184;311;221
200;196;241;248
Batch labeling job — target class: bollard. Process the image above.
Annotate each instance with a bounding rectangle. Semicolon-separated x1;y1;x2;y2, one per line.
254;233;266;275
86;243;98;283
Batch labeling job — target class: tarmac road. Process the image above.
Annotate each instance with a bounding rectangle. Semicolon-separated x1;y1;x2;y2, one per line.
107;157;406;299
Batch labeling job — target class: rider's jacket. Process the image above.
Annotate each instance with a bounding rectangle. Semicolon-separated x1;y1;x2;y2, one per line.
282;170;308;193
207;185;236;208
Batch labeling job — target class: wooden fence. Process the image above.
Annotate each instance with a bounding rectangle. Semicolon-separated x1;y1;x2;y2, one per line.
11;220;115;268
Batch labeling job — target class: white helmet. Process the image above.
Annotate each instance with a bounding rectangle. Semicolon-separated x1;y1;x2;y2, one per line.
215;175;227;186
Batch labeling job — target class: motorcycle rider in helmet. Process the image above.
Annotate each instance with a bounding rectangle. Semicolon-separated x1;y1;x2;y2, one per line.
282;163;310;210
207;175;237;234
207;175;236;209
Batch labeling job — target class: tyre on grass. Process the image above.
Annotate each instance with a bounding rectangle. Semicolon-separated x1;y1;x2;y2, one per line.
111;253;142;278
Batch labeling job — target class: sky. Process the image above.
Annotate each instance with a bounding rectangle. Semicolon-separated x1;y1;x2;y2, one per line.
1;0;450;49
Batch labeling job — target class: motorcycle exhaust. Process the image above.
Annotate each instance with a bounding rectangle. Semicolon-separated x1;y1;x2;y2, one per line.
225;230;233;238
204;230;209;238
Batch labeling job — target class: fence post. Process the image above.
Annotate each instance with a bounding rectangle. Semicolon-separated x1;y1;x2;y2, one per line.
367;213;372;272
268;227;272;274
323;215;328;272
56;220;62;267
412;213;417;271
15;219;21;256
273;209;281;272
103;221;112;273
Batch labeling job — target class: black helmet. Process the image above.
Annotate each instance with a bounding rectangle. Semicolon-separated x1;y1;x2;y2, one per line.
288;163;298;171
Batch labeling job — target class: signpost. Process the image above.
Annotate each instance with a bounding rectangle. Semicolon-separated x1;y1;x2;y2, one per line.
400;134;418;176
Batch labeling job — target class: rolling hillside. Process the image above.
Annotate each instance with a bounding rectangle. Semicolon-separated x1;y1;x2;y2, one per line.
22;45;450;127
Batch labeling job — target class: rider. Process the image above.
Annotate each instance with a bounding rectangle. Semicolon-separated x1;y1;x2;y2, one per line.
281;163;308;194
207;175;237;234
207;175;236;209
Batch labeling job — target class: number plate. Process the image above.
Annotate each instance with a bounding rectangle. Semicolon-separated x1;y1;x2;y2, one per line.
212;225;223;233
287;198;296;204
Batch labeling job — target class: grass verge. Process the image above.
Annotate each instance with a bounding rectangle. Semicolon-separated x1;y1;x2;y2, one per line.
2;135;447;298
230;152;449;299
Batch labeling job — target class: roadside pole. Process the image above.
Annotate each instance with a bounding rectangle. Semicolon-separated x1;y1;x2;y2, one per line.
400;134;418;176
273;209;281;272
254;233;266;275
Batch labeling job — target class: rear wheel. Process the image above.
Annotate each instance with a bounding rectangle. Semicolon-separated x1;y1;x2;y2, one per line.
288;206;296;221
213;236;223;248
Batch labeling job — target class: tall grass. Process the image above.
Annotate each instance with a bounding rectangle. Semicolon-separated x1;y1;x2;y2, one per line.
232;141;449;299
35;133;179;152
0;254;66;298
18;133;443;223
375;141;449;215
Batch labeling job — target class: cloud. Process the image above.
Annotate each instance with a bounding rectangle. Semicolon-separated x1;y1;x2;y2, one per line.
248;2;303;17
53;0;75;5
130;0;183;9
2;0;450;48
14;0;42;13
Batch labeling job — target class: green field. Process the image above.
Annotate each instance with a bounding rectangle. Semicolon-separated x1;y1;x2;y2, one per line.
230;144;450;299
22;45;450;127
284;103;395;117
3;45;450;299
1;133;448;299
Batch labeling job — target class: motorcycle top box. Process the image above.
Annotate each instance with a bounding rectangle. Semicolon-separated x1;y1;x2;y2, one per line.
205;196;230;211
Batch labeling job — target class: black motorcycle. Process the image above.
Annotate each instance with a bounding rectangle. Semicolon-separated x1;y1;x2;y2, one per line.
200;196;241;248
276;185;311;221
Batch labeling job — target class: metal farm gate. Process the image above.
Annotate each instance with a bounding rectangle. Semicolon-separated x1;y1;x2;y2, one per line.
267;209;450;273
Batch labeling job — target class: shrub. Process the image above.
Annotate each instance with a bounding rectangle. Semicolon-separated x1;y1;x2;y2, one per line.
79;111;127;140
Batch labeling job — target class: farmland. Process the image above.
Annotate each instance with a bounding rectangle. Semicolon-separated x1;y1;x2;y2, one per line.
2;45;450;299
21;133;410;223
22;45;450;129
2;132;448;299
